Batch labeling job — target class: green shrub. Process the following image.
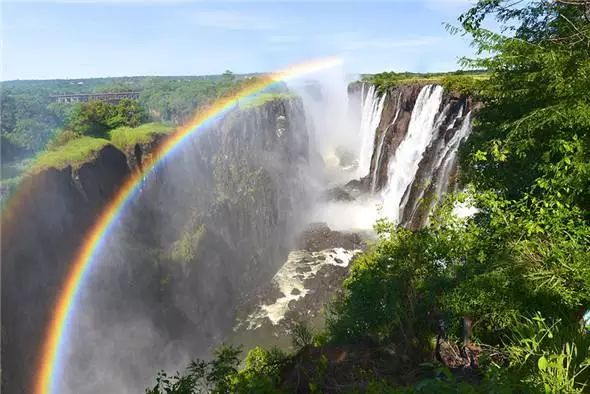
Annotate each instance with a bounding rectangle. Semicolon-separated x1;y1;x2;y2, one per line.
109;122;174;150
327;222;448;358
67;99;146;138
145;344;287;394
290;321;314;351
487;314;590;393
47;129;81;149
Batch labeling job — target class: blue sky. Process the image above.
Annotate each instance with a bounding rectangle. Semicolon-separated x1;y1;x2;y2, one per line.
1;0;476;80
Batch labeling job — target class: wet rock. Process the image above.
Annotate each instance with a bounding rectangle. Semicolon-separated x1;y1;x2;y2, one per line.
233;248;361;341
295;265;312;274
324;187;355;202
344;178;370;193
296;223;365;252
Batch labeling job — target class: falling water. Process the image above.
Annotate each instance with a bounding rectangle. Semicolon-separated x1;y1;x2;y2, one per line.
370;92;401;192
433;111;472;200
381;85;444;223
358;84;386;178
400;104;463;220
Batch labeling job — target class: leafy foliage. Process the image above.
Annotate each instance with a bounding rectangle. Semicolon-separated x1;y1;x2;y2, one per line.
290;321;314;351
239;93;297;109
488;314;590;393
146;344;287;394
65;99;146;138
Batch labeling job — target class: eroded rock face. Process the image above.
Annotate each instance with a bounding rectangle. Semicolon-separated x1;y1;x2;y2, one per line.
1;98;311;393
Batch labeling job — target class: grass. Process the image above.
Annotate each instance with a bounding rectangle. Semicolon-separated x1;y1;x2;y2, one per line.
109;122;175;150
28;122;176;173
361;71;490;94
30;136;111;173
390;73;489;86
239;92;297;109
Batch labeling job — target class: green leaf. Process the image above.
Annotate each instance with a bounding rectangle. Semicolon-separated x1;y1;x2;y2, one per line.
538;356;548;371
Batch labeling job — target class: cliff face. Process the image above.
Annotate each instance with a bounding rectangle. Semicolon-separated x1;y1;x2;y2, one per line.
1;98;311;393
1;145;129;393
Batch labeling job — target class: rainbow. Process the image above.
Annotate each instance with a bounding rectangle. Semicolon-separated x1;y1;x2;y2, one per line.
34;57;342;394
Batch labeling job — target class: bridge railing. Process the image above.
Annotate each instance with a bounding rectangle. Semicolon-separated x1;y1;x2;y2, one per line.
50;92;140;104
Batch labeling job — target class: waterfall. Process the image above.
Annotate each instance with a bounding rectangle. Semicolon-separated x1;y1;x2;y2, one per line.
370;92;401;193
402;107;472;225
381;85;444;223
358;84;386;178
433;111;472;201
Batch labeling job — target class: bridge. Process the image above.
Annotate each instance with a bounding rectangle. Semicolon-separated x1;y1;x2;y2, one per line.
50;91;140;104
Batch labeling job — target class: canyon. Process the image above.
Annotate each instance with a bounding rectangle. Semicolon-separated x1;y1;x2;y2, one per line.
1;80;474;393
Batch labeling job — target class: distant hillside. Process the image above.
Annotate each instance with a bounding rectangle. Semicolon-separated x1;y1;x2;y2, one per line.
0;72;281;172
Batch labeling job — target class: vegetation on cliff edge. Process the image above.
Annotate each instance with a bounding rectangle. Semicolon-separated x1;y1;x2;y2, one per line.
109;122;175;150
31;137;111;173
362;70;488;95
29;122;174;173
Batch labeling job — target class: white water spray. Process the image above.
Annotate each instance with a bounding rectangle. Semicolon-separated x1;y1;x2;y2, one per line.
434;111;472;200
358;84;386;178
370;92;401;192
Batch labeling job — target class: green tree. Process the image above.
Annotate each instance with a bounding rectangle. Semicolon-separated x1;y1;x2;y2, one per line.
65;99;146;137
221;70;235;84
67;100;113;137
0;93;17;135
108;98;145;129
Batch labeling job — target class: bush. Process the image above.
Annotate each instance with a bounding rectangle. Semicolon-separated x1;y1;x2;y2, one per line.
487;314;590;393
291;321;314;351
146;344;287;394
47;129;80;149
109;122;174;150
327;222;446;358
66;99;146;138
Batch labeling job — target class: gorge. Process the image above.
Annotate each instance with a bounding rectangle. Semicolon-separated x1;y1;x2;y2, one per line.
1;77;474;393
